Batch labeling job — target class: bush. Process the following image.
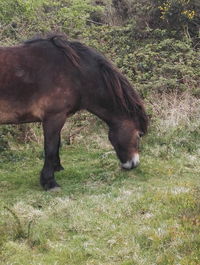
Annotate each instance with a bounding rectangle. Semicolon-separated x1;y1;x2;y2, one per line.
83;26;200;97
156;0;200;39
0;0;103;42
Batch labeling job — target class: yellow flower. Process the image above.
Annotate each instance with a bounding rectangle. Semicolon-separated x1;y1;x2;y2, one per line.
181;9;195;20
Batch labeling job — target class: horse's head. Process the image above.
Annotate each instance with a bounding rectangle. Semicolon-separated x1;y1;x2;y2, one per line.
108;119;144;169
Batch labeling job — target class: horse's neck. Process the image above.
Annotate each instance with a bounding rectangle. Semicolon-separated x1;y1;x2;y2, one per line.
86;104;120;126
81;87;124;125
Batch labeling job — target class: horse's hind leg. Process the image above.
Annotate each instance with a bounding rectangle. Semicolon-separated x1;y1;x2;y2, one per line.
41;114;66;190
54;135;64;172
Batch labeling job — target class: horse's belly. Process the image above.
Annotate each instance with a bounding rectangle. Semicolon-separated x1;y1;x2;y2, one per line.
0;100;41;124
0;100;17;124
0;112;17;124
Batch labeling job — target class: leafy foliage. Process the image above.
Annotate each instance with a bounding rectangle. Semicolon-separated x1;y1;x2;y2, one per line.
157;0;200;38
82;26;200;97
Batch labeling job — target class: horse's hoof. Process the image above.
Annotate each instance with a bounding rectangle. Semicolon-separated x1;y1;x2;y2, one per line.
54;165;64;172
41;179;60;191
49;186;61;192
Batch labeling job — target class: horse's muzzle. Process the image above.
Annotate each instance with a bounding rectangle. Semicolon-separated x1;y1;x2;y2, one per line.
121;154;140;170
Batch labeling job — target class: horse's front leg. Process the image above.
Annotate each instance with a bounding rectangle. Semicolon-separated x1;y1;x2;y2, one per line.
40;114;66;190
54;135;64;172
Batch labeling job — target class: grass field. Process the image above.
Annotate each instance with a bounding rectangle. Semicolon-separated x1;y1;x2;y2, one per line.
0;94;200;265
0;119;200;265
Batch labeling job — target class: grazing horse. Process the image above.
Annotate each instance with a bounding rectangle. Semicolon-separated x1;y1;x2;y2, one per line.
0;35;148;190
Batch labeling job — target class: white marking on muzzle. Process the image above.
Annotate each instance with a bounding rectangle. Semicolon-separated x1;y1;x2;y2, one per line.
122;153;140;169
132;153;140;166
122;160;133;169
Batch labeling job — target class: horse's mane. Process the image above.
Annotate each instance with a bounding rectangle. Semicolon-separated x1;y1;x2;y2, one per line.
24;34;148;133
96;58;148;133
24;34;80;67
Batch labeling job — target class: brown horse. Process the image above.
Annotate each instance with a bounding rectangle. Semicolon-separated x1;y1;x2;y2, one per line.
0;35;148;190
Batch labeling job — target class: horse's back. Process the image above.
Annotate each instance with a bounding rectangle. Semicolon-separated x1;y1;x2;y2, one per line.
0;43;79;124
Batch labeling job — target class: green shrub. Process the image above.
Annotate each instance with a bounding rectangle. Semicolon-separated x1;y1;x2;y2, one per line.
156;0;200;39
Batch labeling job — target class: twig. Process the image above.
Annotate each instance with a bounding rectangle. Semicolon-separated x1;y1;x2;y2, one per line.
86;19;107;26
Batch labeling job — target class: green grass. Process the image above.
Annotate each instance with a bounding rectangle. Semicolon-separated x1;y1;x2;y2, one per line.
0;130;200;265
